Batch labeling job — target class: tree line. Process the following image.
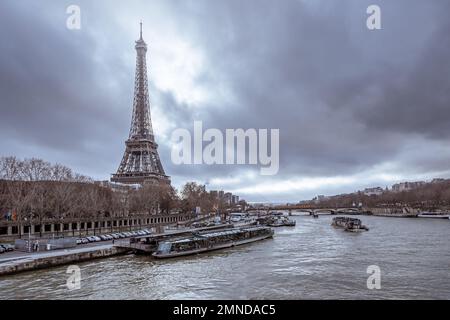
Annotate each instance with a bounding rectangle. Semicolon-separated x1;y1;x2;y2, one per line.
312;180;450;209
0;157;241;234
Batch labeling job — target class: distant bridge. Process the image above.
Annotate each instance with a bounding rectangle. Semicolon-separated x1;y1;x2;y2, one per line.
246;206;363;215
247;205;428;216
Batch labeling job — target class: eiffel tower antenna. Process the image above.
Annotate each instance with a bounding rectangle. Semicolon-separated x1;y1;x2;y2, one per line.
111;23;170;185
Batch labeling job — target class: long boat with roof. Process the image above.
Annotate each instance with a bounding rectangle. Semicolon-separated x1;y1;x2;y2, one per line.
152;226;274;259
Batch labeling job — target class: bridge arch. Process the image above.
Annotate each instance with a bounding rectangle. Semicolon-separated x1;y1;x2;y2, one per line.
313;209;336;215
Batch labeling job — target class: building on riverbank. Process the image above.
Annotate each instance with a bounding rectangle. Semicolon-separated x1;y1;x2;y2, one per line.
391;181;426;192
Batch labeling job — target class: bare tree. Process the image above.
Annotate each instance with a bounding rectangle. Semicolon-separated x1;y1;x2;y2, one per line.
180;182;214;214
0;156;21;180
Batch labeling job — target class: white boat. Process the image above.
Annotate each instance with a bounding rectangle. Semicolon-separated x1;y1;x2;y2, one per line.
229;213;257;227
229;213;246;223
417;212;450;219
372;212;418;218
290;211;311;216
314;211;333;215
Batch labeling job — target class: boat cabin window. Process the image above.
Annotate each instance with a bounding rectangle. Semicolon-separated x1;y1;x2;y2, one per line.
157;242;172;253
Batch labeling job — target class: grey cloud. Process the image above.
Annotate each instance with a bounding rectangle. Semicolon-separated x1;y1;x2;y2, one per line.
1;0;450;201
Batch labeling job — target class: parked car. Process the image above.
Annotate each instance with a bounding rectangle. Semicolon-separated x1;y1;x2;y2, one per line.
123;232;132;237
111;234;120;239
99;235;108;241
87;236;99;242
0;244;14;252
81;238;89;244
105;235;114;240
0;247;5;254
76;239;83;245
117;233;126;238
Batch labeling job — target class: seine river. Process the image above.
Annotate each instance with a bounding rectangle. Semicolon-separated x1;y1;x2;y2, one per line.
1;215;449;299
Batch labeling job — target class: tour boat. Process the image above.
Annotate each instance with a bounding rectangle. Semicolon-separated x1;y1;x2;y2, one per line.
332;217;369;232
152;226;274;259
267;216;296;227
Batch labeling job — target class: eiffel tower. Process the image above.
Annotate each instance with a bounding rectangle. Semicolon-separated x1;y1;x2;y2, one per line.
111;23;170;185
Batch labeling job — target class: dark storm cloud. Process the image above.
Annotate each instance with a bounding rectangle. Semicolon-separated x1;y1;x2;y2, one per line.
162;0;450;179
354;16;450;139
0;1;130;175
1;0;450;201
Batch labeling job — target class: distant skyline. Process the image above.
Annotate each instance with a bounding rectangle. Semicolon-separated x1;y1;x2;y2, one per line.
1;0;450;202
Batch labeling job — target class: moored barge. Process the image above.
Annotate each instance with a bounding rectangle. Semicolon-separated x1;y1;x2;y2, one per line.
152;226;274;259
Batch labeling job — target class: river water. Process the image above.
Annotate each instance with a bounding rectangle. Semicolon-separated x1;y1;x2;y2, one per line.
1;215;449;299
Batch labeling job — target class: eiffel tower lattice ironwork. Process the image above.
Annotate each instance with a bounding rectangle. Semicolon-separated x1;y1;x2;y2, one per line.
111;23;170;185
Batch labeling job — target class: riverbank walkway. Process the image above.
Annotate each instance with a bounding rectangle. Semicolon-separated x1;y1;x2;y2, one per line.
0;241;125;276
0;223;232;276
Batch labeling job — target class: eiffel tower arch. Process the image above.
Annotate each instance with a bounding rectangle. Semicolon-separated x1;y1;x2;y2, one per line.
111;23;170;185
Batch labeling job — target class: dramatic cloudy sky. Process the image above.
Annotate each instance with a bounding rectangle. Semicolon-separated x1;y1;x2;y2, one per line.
1;0;450;202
